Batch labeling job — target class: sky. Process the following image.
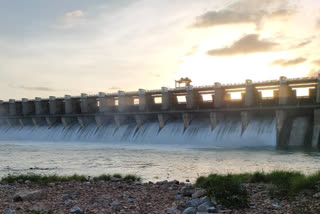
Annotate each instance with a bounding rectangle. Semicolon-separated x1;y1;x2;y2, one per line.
0;0;319;100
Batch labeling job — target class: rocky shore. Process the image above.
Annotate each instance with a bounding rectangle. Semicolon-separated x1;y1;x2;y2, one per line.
1;177;320;214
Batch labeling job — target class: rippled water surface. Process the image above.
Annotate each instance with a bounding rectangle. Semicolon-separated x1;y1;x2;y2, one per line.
1;141;319;182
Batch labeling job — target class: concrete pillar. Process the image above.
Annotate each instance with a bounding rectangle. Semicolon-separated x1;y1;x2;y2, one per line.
135;114;149;129
99;92;115;113
161;87;177;110
49;96;58;115
9;99;17;116
34;97;48;115
244;80;256;107
316;74;320;103
214;82;224;108
158;114;169;130
0;100;8;116
139;89;152;111
22;98;34;116
210;112;223;131
118;91;133;112
275;110;287;146
312;109;320;148
279;76;291;105
46;117;57;128
182;113;193;131
64;95;72;114
80;93;89;113
186;86;198;109
114;115;127;132
241;111;252;134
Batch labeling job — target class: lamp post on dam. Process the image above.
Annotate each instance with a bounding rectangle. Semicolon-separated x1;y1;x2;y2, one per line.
0;76;320;148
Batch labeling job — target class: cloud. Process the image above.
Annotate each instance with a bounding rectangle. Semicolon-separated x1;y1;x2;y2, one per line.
192;0;293;28
293;40;312;48
56;10;85;29
18;85;56;92
207;34;278;56
184;45;199;56
270;57;307;67
312;60;320;66
109;86;121;90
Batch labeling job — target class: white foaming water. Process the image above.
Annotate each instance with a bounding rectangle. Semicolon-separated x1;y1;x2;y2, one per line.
0;118;276;147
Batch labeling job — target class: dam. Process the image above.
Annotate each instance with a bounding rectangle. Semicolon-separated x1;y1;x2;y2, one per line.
1;76;320;148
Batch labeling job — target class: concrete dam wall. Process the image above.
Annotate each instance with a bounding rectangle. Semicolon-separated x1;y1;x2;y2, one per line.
0;76;320;148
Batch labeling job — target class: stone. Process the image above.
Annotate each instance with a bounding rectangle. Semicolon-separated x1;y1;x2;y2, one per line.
13;190;45;202
24;180;31;184
196;212;209;214
207;207;217;213
3;209;15;214
175;193;183;200
70;206;82;214
199;196;211;204
186;179;190;182
197;202;214;212
128;197;136;203
182;184;195;197
64;199;76;206
186;198;201;207
182;207;197;214
61;194;70;201
109;201;121;206
192;189;206;199
313;192;320;199
167;207;179;213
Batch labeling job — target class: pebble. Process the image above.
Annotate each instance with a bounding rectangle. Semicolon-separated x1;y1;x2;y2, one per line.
192;189;206;199
70;206;82;214
61;194;70;201
3;209;16;214
109;201;121;206
186;198;201;207
182;184;195;197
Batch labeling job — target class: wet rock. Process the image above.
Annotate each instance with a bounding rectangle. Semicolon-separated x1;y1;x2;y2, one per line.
111;177;122;182
196;212;209;214
182;207;197;214
186;198;201;207
13;190;45;202
70;206;82;214
182;184;195;197
3;209;16;214
192;189;206;199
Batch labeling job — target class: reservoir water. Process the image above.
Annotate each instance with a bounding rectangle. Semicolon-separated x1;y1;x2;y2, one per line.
0;118;319;182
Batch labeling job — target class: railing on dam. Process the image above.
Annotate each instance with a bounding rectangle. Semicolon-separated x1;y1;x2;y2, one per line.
0;75;320;148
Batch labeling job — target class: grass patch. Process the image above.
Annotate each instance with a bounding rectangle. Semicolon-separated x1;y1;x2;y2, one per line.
196;174;249;208
1;173;87;184
123;174;141;181
196;170;320;202
1;173;141;184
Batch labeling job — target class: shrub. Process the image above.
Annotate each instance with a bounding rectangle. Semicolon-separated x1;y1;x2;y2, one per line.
97;174;111;181
196;174;249;209
112;173;122;178
123;174;141;181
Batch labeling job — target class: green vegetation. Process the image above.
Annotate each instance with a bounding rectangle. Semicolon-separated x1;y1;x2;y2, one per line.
196;174;249;208
196;170;320;208
1;173;141;184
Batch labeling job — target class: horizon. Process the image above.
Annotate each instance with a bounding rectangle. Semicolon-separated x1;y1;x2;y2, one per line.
1;0;319;100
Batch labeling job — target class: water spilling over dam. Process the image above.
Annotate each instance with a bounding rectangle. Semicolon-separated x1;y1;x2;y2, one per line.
0;76;319;148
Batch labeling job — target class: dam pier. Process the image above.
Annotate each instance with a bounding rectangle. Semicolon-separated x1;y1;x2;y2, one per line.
1;76;320;148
